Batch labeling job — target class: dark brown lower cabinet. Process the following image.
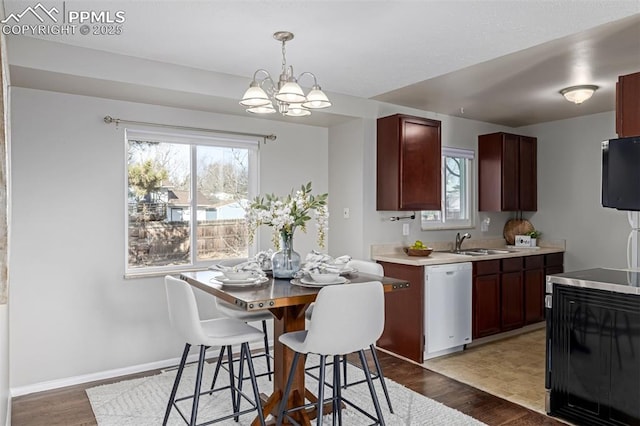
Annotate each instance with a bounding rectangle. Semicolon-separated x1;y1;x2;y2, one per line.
376;261;424;363
501;257;524;331
473;253;563;339
473;273;501;338
545;252;565;277
524;255;545;324
524;268;545;324
501;271;524;330
473;260;501;339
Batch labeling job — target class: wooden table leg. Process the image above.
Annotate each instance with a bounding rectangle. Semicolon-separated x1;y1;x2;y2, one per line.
252;305;309;426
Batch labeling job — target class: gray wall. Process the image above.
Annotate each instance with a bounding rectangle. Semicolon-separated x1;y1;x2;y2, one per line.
9;87;328;390
521;111;628;272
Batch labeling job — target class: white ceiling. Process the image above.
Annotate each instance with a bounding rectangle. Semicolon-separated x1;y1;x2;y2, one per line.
4;0;640;127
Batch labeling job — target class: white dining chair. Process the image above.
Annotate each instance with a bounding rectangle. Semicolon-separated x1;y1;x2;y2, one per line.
305;259;393;413
163;276;266;426
215;300;273;381
277;281;387;426
211;259;274;381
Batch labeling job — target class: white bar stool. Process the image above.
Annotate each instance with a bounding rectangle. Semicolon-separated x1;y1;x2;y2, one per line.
279;281;387;426
305;260;393;413
215;300;273;381
210;259;273;381
163;276;266;426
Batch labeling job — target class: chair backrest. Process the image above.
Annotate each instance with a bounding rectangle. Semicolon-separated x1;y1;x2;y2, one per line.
346;259;384;276
164;275;208;345
304;281;384;355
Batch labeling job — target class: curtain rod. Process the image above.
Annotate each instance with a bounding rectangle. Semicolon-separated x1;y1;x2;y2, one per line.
103;116;277;143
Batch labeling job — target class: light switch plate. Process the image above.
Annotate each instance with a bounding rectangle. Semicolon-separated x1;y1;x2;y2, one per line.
515;235;531;247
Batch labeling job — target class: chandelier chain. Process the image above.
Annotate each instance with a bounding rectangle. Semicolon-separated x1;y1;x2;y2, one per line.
281;40;287;75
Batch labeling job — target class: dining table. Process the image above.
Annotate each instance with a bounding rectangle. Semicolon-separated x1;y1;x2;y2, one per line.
179;268;410;426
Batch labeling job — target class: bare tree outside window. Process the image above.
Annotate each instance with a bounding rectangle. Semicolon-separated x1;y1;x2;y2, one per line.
422;148;474;229
126;133;256;274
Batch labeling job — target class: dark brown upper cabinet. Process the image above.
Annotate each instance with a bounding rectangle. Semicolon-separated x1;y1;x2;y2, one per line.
376;114;441;211
616;71;640;138
478;132;537;212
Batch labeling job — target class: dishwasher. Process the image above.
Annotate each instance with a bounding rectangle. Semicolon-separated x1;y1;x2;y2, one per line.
424;262;472;360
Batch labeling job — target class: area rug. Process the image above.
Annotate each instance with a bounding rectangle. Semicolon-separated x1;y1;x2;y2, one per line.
423;328;546;414
87;355;486;425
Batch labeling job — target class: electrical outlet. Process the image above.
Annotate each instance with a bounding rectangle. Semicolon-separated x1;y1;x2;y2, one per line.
402;223;410;236
343;207;350;219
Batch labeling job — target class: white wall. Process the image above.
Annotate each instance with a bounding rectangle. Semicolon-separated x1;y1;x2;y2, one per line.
9;87;328;389
521;111;628;272
328;120;366;258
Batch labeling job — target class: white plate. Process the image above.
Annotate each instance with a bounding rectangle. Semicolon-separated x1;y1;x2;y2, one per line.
210;276;268;287
290;277;350;288
301;276;348;286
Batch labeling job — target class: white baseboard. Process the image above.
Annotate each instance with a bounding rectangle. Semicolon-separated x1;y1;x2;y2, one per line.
4;394;9;426
10;340;273;398
10;354;191;398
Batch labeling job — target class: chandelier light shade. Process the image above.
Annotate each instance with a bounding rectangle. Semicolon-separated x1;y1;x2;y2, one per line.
240;31;331;117
559;85;599;104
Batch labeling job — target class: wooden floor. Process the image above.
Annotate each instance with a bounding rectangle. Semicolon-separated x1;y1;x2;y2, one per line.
11;350;564;426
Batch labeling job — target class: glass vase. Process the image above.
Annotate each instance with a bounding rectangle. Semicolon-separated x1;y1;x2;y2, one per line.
271;230;301;279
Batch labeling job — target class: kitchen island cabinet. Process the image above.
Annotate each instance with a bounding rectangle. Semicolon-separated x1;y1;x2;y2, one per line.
376;114;441;211
547;269;640;425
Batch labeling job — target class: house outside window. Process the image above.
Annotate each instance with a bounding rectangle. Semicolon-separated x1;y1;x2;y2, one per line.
421;147;474;229
126;129;258;276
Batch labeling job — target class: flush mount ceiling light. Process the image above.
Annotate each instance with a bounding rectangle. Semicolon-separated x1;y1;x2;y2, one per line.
240;31;331;117
559;85;599;104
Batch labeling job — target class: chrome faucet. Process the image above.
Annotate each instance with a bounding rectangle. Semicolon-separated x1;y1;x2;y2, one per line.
454;232;471;252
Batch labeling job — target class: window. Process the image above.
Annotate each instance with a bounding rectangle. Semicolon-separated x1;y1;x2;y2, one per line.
421;147;474;229
125;129;258;275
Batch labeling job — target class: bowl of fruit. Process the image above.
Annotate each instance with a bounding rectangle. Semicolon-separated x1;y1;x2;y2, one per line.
403;240;433;257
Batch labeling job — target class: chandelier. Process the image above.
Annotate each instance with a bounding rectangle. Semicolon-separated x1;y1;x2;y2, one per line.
240;31;331;117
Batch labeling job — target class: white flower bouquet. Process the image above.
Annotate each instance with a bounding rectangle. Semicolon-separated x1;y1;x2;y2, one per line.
246;182;329;249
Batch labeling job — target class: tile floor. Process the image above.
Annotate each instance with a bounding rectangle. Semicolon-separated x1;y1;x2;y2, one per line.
424;328;546;413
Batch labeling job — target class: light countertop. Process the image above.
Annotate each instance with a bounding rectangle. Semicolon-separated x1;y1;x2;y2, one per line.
371;239;565;267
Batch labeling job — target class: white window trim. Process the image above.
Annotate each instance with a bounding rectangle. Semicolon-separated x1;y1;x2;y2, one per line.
124;128;259;278
421;147;475;230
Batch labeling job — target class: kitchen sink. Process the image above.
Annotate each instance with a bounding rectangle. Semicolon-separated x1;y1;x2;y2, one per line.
452;248;514;256
453;250;488;256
